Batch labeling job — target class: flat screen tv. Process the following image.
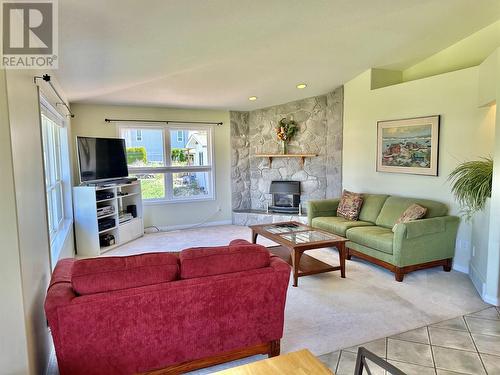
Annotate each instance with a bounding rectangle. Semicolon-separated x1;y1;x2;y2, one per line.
77;136;129;183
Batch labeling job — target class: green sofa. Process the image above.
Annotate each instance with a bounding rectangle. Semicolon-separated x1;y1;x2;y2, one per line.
308;194;460;281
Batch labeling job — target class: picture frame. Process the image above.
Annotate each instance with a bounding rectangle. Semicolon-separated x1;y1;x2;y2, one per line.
376;115;440;176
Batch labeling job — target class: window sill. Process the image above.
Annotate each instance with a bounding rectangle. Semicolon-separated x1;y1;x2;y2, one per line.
143;196;216;206
50;218;73;267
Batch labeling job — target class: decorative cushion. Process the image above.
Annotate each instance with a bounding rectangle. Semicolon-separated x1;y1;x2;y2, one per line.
337;190;364;221
180;241;270;279
392;204;428;232
71;253;179;295
375;196;447;229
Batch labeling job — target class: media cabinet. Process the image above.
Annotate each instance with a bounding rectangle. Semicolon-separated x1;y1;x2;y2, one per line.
73;181;144;256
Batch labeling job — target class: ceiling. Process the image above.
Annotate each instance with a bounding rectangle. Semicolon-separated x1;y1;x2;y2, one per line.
58;0;500;111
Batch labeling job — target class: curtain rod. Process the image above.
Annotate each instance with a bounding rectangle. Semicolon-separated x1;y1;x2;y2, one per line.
104;118;223;126
34;74;75;118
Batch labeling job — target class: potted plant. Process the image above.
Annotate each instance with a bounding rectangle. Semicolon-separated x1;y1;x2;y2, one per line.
448;157;493;220
275;118;298;155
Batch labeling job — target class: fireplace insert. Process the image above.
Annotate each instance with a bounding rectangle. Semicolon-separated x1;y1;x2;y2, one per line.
269;181;300;214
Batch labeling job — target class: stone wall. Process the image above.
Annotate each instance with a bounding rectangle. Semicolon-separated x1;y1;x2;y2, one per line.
326;87;343;198
232;210;308;226
230;111;251;210
230;87;343;213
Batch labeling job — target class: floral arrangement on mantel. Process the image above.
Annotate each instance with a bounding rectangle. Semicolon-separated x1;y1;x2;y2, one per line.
275;118;299;154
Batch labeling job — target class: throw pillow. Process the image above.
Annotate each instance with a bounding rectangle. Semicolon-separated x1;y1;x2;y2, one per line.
392;203;427;232
337;190;364;221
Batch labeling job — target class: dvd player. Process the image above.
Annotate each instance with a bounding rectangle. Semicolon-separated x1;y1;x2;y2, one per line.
96;191;114;201
98;218;115;232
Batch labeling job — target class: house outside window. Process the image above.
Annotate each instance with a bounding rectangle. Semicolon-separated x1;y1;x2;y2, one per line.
118;124;215;203
136;129;142;141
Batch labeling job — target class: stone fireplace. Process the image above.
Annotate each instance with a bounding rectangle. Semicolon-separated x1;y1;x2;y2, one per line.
230;87;343;225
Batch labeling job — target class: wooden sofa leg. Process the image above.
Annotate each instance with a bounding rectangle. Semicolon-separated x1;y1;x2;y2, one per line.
346;248;352;260
395;269;404;282
443;258;452;272
269;340;280;358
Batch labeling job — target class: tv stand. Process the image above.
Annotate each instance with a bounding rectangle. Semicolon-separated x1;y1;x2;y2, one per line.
84;177;138;188
106;177;137;185
73;181;144;256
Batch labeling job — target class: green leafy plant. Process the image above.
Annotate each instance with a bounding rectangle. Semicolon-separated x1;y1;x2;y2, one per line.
126;147;147;165
171;148;188;163
448;157;493;219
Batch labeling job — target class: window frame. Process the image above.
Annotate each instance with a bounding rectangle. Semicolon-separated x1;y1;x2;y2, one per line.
118;123;216;204
40;100;66;241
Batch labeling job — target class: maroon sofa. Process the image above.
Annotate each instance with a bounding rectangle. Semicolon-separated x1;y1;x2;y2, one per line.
45;239;291;375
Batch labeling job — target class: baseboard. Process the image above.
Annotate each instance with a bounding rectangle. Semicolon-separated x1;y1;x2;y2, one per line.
468;262;499;305
483;294;499;306
145;220;232;233
452;263;469;274
469;262;486;297
45;343;57;375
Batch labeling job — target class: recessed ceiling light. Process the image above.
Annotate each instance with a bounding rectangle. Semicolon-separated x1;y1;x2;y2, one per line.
248;96;258;101
296;83;307;89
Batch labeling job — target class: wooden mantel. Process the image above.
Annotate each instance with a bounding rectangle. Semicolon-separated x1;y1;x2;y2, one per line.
255;153;317;166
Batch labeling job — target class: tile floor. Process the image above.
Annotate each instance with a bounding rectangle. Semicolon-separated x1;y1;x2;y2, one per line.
318;306;500;375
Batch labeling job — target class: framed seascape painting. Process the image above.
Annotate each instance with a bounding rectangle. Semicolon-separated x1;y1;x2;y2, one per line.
377;115;440;176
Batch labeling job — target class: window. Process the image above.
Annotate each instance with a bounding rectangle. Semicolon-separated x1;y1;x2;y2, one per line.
40;97;73;269
41;105;65;239
136;129;142;141
119;124;215;202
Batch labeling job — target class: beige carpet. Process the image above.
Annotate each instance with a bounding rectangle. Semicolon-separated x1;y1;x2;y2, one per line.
108;225;489;356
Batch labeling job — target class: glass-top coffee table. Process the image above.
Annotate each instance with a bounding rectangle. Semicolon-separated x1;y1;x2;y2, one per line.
249;221;348;287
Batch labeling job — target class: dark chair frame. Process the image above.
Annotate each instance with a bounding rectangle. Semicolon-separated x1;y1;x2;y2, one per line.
354;347;407;375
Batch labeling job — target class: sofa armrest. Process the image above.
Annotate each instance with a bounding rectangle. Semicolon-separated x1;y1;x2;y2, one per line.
393;216;460;267
307;199;340;225
269;255;292;271
45;259;77;311
44;259;77;359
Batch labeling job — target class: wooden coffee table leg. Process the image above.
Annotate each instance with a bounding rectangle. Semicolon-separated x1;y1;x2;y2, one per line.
292;249;302;287
338;242;346;278
252;231;258;244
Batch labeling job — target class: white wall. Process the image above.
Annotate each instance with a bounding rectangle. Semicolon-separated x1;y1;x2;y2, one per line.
0;69;31;374
70;103;232;230
478;48;500;304
343;67;495;272
470;199;491;297
403;19;500;82
1;69;74;374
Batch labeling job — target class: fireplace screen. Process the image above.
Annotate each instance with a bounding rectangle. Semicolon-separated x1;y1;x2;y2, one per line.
269;181;300;214
273;193;294;207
